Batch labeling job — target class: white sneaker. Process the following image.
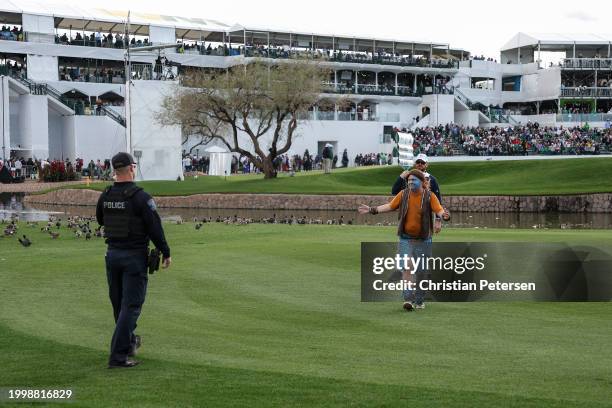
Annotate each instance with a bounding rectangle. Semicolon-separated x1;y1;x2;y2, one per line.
414;303;426;310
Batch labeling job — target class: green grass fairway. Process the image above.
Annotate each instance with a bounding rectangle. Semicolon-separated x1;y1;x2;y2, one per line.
65;157;612;196
1;224;611;407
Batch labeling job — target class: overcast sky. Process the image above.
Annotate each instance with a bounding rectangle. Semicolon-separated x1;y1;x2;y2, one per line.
55;0;608;59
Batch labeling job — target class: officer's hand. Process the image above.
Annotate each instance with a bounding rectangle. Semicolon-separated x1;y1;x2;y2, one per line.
442;209;451;221
400;170;410;179
162;257;172;269
434;219;442;233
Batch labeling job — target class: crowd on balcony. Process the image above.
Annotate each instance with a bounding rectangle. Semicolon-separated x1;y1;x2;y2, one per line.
240;44;458;68
59;66;125;83
409;123;612;156
561;57;612;69
177;42;222;55
471;55;497;63
561;75;612;88
1;60;26;77
56;31;150;48
0;25;23;41
561;102;593;114
174;40;461;68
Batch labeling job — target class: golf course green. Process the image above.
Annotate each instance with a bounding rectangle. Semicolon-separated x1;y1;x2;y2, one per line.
1;223;611;407
59;157;612;196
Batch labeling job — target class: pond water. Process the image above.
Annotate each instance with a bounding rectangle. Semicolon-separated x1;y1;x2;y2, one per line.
1;192;611;229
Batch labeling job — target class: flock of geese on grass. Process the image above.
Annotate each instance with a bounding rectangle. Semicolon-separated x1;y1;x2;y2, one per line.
1;213;398;248
184;214;398;228
2;214;102;247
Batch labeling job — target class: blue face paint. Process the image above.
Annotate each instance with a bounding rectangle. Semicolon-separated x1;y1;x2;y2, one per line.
408;178;421;191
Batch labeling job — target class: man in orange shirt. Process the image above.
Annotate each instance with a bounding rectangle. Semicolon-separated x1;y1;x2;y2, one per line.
359;169;450;311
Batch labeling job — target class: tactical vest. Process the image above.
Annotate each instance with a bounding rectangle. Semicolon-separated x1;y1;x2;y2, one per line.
101;184;146;240
397;189;433;239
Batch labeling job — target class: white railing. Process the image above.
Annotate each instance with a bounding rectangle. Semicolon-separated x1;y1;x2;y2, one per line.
396;86;416;96
131;64;154;80
24;31;54;44
376;113;400;122
556;113;612;122
295;110;400;122
560;87;612;98
337;112;353;121
316;111;335;120
561;58;612;70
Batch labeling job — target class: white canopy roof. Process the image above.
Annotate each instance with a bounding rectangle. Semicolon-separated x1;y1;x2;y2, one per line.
502;32;612;51
0;0;232;39
0;0;464;52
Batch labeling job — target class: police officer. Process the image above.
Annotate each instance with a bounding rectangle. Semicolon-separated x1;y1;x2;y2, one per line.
96;152;171;368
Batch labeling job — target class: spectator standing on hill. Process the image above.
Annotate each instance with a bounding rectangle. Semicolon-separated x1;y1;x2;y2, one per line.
341;149;349;167
322;144;334;174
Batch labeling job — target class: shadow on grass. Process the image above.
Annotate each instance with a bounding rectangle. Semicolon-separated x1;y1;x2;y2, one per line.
0;324;587;408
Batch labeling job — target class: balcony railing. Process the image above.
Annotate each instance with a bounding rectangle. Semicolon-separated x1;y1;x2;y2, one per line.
377;112;401;122
54;34;148;49
337;111;353;121
556;113;612;122
300;110;400;121
560;87;612;98
397;86;417;97
561;58;612;70
321;82;421;97
329;54;459;69
7;71;126;126
315;111;335;120
59;70;125;83
357;84;396;96
243;47;459;68
131;64;154;80
24;31;54;44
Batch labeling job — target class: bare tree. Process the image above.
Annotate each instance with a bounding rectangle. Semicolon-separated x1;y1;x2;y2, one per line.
158;60;332;178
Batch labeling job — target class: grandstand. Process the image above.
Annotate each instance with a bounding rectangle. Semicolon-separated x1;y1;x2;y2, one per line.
1;0;611;179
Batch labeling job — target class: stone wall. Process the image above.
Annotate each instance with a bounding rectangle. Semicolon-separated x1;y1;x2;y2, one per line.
23;189;612;213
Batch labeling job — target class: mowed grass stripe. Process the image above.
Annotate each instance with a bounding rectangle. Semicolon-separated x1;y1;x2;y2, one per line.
1;224;612;407
2;324;596;408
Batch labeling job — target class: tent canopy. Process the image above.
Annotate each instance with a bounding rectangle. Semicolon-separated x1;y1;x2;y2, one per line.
0;0;465;52
62;88;88;100
501;32;612;52
98;91;124;101
0;0;232;40
205;145;228;153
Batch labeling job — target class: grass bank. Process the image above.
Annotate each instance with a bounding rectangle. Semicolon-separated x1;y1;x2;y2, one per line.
53;157;612;196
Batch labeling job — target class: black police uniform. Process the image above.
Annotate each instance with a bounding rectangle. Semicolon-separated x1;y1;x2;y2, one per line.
96;181;170;365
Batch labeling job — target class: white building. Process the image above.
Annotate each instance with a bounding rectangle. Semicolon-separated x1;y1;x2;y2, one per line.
1;1;611;179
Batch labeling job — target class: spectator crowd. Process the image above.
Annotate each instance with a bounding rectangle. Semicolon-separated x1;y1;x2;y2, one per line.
0;156;114;183
0;25;23;41
410;123;612;156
